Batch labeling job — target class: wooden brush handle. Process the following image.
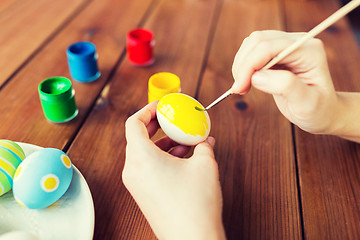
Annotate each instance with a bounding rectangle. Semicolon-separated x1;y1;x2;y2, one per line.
262;0;360;70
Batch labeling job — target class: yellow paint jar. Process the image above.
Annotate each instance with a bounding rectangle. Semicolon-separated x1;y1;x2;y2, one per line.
148;72;181;103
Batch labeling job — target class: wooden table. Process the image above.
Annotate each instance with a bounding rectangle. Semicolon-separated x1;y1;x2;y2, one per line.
1;0;359;239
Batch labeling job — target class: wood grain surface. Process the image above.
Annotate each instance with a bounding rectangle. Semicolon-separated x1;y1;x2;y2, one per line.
0;0;154;148
0;0;87;87
0;0;359;239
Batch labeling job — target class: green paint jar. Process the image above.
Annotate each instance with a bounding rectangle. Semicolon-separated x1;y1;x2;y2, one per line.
38;77;78;123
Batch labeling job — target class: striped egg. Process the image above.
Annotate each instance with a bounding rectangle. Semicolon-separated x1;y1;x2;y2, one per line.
0;140;25;196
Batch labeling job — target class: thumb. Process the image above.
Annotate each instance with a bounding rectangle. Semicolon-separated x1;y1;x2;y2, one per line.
192;137;215;159
251;69;310;101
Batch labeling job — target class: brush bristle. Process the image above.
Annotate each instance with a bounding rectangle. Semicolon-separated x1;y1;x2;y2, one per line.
195;106;206;111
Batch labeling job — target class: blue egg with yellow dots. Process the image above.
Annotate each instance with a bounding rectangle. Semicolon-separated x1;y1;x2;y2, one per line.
0;140;25;196
13;148;73;209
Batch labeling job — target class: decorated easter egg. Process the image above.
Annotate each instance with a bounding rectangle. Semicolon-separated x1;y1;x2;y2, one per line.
0;140;25;196
13;148;73;209
156;93;211;145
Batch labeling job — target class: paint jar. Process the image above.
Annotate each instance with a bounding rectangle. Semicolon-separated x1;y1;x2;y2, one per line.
148;72;181;103
67;42;100;82
38;77;78;123
127;28;155;66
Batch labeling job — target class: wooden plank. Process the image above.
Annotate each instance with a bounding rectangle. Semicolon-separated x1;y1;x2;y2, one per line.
0;0;18;15
283;0;360;239
0;0;87;87
66;0;220;238
197;0;303;239
0;0;154;148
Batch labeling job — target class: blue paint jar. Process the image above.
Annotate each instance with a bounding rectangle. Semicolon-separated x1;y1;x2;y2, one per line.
66;42;100;82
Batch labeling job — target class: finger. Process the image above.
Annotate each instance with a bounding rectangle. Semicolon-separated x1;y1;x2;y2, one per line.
125;101;158;144
192;137;215;159
206;136;215;148
231;32;307;94
232;38;295;93
155;136;178;152
169;145;191;158
232;31;295;81
251;69;311;102
147;118;160;139
231;31;289;93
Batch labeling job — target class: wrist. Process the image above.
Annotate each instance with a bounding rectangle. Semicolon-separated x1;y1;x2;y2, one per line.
327;92;360;142
153;211;226;240
201;218;226;240
191;221;226;240
321;91;343;135
158;222;226;240
183;216;226;240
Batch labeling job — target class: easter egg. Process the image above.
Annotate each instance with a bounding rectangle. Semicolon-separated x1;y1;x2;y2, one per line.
0;140;25;196
13;148;73;209
156;93;211;145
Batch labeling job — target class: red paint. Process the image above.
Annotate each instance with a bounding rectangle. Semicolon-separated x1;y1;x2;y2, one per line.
126;28;154;66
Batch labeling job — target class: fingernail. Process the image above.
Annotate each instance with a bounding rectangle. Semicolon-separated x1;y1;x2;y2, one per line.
230;82;240;93
252;71;267;85
206;137;215;147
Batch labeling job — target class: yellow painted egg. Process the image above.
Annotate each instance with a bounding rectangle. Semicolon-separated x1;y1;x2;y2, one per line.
156;93;211;145
0;140;25;196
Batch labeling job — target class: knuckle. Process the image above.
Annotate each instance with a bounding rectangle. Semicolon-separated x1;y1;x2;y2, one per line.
125;115;134;129
307;38;327;60
280;72;297;95
308;38;325;52
241;36;250;45
311;38;324;47
249;31;264;42
256;41;271;52
121;167;130;187
241;35;253;48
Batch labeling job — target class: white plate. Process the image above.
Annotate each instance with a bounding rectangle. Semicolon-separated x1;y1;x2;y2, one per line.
0;143;94;240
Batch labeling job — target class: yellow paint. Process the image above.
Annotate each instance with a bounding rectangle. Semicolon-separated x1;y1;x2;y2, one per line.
0;157;16;176
62;155;72;168
148;72;180;103
44;177;57;190
157;93;209;136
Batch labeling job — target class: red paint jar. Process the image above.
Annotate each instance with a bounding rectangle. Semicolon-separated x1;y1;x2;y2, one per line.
126;28;155;66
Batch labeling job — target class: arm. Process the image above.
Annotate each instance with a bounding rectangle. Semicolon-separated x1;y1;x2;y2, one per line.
123;101;226;240
231;30;360;143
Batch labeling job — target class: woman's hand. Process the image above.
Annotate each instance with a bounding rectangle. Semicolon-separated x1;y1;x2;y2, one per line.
231;30;343;135
123;101;226;240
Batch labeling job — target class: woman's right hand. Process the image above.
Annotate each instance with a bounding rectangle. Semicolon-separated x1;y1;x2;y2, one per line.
231;30;343;136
